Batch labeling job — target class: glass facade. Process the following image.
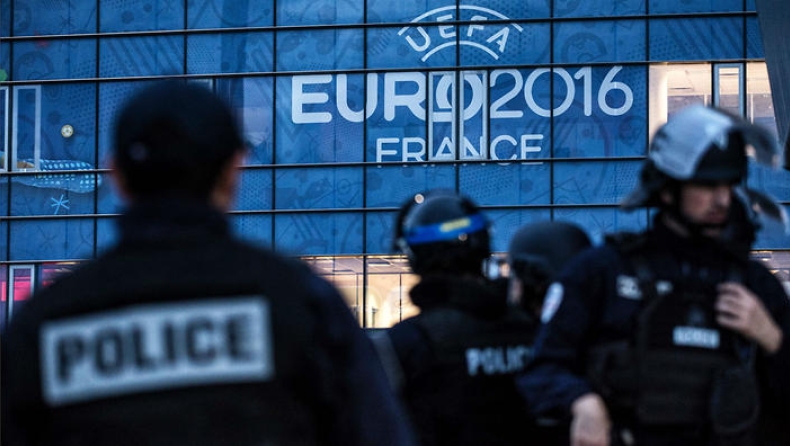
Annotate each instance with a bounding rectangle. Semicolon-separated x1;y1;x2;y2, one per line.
2;0;789;328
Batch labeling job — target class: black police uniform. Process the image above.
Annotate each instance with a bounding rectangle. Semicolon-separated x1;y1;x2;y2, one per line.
1;198;415;446
517;216;790;445
377;274;537;446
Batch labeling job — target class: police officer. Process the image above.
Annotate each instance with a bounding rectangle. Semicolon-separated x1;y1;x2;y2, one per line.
508;220;593;445
1;80;415;446
517;104;790;446
370;190;535;446
508;220;592;318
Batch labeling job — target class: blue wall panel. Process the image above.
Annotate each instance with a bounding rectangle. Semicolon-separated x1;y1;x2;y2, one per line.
187;0;274;29
9;219;94;261
12;0;96;36
649;18;743;61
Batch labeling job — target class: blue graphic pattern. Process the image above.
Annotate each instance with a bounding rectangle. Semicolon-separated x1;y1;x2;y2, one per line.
3;0;789;263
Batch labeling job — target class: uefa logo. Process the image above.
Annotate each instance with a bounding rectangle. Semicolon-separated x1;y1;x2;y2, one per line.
398;5;523;62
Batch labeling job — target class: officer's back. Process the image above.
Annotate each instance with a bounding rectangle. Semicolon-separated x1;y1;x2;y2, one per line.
372;190;535;446
0;80;414;446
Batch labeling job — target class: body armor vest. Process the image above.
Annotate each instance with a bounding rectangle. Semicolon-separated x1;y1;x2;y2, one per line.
405;307;536;445
588;235;757;430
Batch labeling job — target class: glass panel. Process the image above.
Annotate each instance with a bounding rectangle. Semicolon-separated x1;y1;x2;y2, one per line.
746;62;777;139
747;160;790;203
12;1;96;36
1;177;7;262
97;173;122;216
554;20;645;64
554;65;647;158
277;0;364;25
465;0;550;19
649;63;711;138
38;262;79;289
275;167;363;210
458;21;551;67
553;160;642;205
96;216;119;255
11;86;40;171
10;179;96;217
487;69;551;160
364;71;428;162
649;18;743;61
274;212;363;256
9;265;35;319
486;208;552;253
98;82;154;170
365;25;458;69
1;86;7;172
1;0;10;37
0;39;8;84
230;213;273;250
329;270;364;326
276;29;363;72
649;0;742;13
754;205;790;250
746;17;763;59
100;0;184;32
366;210;399;255
365;261;419;328
366;0;455;24
0;265;7;330
219;77;274;165
715;64;743;116
13;39;96;81
9;218;95;261
555;0;644;17
187;0;274;29
9;83;99;199
553;207;649;245
187;32;274;74
99;37;184;78
460;163;551;206
235;169;273;211
276;74;364;164
364;165;456;208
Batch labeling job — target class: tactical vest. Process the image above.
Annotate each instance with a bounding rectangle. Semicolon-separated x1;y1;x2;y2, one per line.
406;307;536;444
588;234;758;431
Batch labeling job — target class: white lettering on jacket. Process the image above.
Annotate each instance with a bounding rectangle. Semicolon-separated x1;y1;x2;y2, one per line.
466;345;531;376
672;326;720;349
41;297;273;406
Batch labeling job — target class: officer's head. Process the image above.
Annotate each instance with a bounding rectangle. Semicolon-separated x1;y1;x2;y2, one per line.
111;80;245;207
393;190;490;277
621;104;781;238
507;221;591;314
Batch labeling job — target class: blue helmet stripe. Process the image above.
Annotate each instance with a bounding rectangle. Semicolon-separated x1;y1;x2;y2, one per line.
404;213;487;246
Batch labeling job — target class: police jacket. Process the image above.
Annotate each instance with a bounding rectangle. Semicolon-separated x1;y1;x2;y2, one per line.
516;218;790;445
374;274;537;446
1;198;415;446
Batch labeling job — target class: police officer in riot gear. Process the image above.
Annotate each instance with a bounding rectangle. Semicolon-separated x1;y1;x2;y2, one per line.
371;189;535;446
1;80;415;446
507;220;593;445
517;104;790;446
508;220;593;317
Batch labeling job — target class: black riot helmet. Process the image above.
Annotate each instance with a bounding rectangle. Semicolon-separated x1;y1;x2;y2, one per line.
507;221;591;313
621;104;781;210
393;190;491;277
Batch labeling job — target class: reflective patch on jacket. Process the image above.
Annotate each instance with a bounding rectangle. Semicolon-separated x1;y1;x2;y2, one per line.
616;275;642;300
672;326;720;349
540;283;563;323
40;297;274;406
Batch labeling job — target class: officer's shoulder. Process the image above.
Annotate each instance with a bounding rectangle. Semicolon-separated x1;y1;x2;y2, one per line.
603;231;649;255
